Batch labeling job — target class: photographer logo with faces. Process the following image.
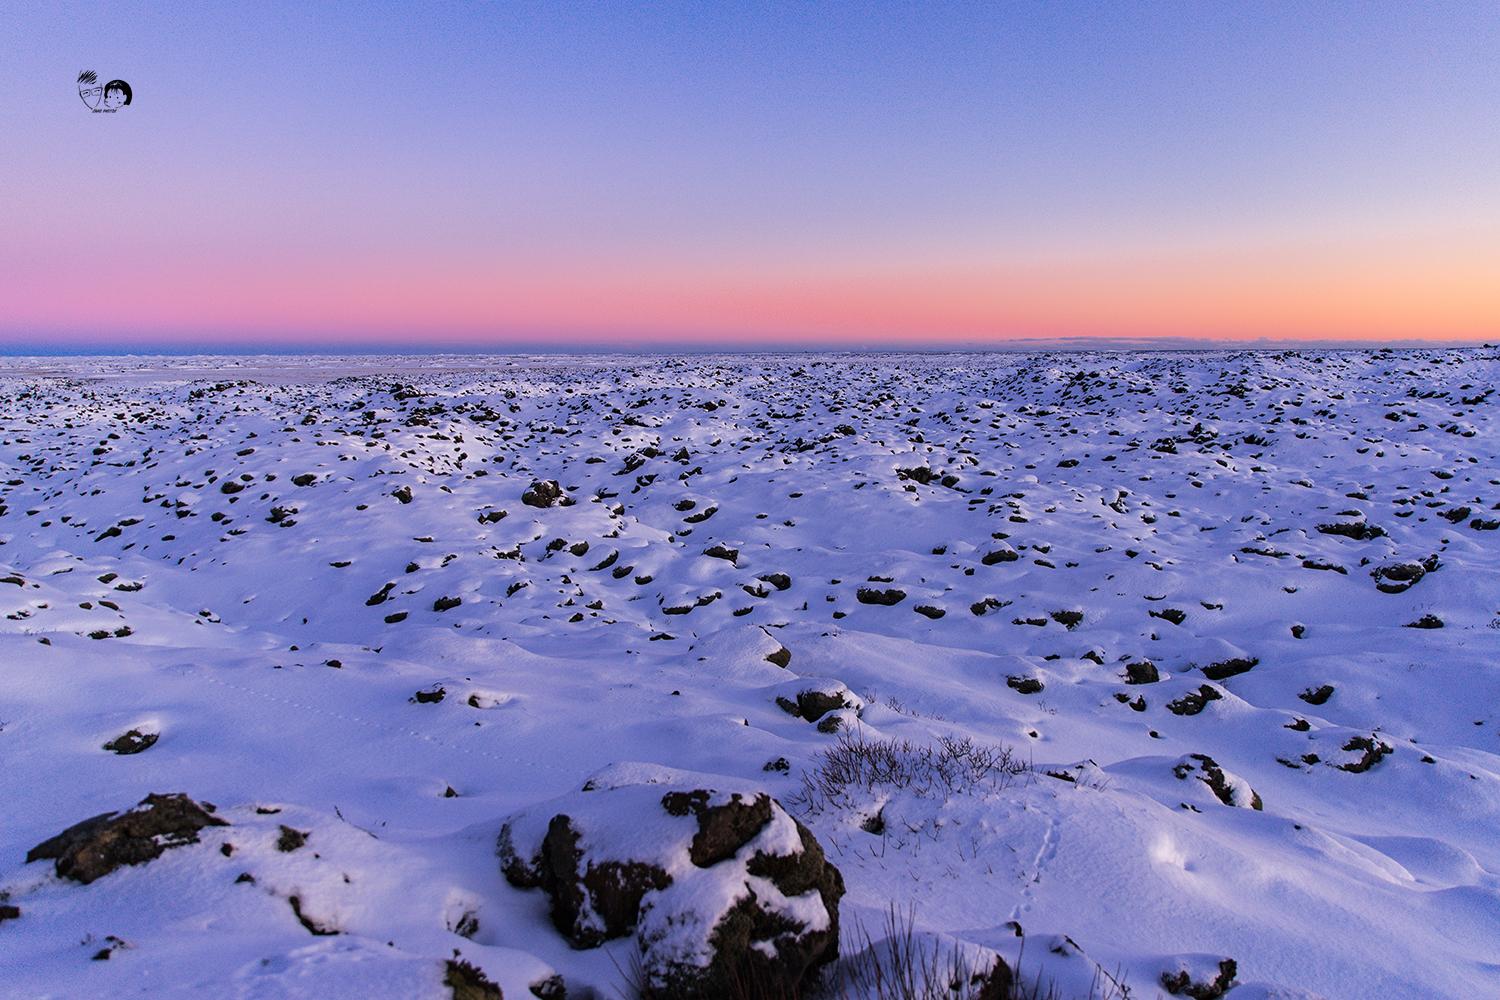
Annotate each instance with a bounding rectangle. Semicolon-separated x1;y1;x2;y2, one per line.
78;71;131;112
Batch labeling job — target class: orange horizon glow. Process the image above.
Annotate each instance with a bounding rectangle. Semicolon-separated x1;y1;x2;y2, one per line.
5;227;1495;346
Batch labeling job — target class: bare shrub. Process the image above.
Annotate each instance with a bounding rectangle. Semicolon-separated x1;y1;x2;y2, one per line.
821;906;1132;1000
794;729;1031;812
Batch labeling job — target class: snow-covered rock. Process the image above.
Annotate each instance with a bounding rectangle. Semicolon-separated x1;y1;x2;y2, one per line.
499;763;843;999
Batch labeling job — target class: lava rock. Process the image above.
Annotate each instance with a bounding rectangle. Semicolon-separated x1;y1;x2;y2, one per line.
522;480;572;508
775;687;855;723
1371;555;1440;594
27;793;228;884
102;729;158;754
1172;755;1262;810
499;765;843;1000
1165;685;1223;716
1199;657;1257;681
1161;957;1237;998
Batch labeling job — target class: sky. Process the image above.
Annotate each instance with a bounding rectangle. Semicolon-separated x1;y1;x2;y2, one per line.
2;2;1497;352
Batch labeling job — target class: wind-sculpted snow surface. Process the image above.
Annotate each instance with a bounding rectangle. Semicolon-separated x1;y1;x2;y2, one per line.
1;349;1498;999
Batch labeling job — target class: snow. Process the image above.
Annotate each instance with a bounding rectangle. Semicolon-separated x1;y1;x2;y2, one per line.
1;348;1498;999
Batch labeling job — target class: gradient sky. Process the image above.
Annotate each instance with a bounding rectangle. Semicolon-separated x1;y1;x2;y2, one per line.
3;2;1497;350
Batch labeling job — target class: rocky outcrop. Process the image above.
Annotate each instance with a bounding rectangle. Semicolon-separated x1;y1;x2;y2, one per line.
27;793;228;884
1370;555;1439;593
522;480;573;508
500;764;843;1000
1165;685;1223;716
1172;755;1262;810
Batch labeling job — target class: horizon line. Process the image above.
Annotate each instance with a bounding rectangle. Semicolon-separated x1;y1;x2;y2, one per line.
0;335;1494;359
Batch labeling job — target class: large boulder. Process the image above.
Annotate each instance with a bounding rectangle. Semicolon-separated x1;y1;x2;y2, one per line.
26;792;228;884
499;763;844;1000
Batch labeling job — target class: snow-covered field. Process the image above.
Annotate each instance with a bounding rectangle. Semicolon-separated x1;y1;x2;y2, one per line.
1;349;1497;1000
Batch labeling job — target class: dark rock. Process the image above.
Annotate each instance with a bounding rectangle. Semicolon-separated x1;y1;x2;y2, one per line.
913;605;946;619
776;689;852;722
500;773;843;1000
27;793;227;885
703;544;739;563
765;645;792;668
1173;755;1261;810
266;505;297;525
1199;657;1257;681
855;587;905;606
1165;685;1223;716
1315;521;1385;540
970;958;1014;1000
1339;735;1393;773
1162;958;1237;998
1006;675;1044;695
1124;661;1159;685
289;894;337;935
538;814;672;948
434;595;463;612
658;799;843;1000
292;474;317;487
276;825;309;852
981;548;1019;565
1148;607;1186;626
1299;684;1334;705
392;485;413;504
1050;609;1083;629
758;573;792;591
1404;614;1444;629
1371;556;1440;594
103;729;158;754
413;686;446;704
663;790;774;868
522;480;572;508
